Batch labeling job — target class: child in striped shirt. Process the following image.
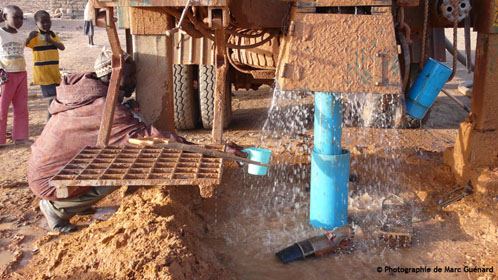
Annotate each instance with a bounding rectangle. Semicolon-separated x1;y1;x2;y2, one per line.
26;10;65;120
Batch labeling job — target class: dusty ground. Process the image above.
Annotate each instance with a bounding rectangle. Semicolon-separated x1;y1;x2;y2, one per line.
0;18;497;280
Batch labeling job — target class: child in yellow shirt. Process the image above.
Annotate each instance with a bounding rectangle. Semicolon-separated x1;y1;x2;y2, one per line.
26;10;65;120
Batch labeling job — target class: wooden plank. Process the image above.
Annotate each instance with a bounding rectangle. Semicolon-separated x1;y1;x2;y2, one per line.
163;15;176;132
472;33;498;131
97;8;124;146
130;7;169;35
211;24;227;144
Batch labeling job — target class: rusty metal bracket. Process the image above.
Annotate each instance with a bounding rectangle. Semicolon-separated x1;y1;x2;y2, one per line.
211;13;228;144
288;21;312;40
279;63;302;81
97;7;124;147
208;7;229;28
373;53;384;86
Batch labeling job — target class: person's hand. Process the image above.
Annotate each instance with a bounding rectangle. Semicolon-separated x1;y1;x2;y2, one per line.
0;68;8;86
162;132;191;144
224;142;246;167
45;33;54;44
225;142;247;158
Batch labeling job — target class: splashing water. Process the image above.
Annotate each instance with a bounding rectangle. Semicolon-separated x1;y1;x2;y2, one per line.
207;82;437;279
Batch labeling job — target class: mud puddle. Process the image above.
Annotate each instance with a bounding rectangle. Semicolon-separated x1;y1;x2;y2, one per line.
0;251;14;267
205;169;460;280
0;205;120;272
93;206;120;221
206;160;486;280
0;220;46;271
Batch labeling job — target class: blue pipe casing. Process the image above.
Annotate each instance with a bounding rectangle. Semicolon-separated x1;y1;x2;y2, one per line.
314;92;342;155
406;58;452;119
310;92;350;230
310;150;351;230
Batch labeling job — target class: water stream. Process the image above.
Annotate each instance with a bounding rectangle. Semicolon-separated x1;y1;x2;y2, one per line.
206;84;441;279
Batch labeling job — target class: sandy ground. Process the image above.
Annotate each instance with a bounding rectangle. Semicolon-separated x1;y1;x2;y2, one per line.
0;18;497;280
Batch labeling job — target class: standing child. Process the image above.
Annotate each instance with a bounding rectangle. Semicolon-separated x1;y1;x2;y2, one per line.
26;10;65;120
0;5;30;145
83;1;96;47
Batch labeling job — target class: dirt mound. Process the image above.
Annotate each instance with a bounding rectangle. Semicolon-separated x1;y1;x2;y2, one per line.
13;186;233;280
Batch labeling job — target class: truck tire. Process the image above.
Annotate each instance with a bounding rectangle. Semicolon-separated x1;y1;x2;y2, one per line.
199;65;232;129
173;64;199;130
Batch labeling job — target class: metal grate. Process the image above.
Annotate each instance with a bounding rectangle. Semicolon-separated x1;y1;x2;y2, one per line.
50;144;225;190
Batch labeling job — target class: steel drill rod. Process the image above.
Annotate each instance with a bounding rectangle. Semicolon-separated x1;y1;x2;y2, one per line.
441;89;471;113
444;37;475;72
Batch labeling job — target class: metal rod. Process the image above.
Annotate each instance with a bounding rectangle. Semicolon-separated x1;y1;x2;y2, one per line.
165;0;192;36
441;88;471;113
464;16;472;73
445;37;475;72
177;0;192;28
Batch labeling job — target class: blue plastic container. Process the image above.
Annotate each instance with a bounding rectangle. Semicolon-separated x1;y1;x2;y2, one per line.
406;58;452;119
310;149;351;230
242;147;272;176
314;92;342;155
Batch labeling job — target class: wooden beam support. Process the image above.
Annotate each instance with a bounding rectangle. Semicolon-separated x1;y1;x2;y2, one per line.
97;8;124;146
125;28;133;54
211;17;227;144
444;0;498;192
163;15;176;132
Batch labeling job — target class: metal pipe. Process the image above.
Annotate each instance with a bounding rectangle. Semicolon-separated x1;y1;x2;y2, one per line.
165;0;192;36
441;88;471;112
444;37;475;72
464;16;472;73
